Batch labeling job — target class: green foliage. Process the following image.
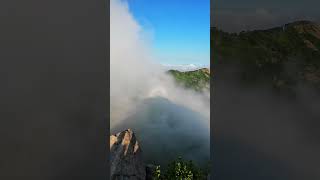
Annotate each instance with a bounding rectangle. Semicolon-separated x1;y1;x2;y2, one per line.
153;165;161;180
211;21;320;91
152;157;207;180
168;69;210;92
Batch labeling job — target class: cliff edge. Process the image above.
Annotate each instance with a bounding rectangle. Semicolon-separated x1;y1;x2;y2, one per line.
110;129;146;180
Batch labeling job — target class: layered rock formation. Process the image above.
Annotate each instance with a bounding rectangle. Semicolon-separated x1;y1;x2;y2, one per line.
110;129;146;180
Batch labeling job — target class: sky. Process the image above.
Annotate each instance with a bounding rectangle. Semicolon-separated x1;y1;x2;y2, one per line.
212;0;320;32
127;0;210;66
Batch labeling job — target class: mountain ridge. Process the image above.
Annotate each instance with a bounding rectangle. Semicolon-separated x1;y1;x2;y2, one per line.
168;68;210;92
212;20;320;92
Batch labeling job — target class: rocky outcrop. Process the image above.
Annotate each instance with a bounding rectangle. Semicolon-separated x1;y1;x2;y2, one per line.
110;129;146;180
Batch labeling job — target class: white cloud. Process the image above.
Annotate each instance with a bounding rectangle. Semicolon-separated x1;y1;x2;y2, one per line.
110;0;210;127
161;63;208;72
110;0;210;166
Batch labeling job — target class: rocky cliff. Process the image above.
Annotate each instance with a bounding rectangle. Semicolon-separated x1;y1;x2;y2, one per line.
110;129;210;180
110;129;146;180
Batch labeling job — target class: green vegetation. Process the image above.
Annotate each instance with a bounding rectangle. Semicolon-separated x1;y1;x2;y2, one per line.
168;68;210;92
212;21;320;91
153;157;208;180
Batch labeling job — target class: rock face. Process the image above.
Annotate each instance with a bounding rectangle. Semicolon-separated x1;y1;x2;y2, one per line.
110;129;146;180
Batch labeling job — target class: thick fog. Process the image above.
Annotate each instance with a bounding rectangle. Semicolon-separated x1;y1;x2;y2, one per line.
212;64;320;179
110;0;210;166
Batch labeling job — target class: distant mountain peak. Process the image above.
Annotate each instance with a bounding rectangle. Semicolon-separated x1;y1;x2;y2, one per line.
161;64;208;72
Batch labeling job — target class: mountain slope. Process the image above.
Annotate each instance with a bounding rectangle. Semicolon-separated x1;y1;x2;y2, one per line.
212;20;320;91
168;68;210;92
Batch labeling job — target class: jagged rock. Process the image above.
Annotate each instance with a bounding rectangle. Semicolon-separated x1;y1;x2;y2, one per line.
110;129;146;180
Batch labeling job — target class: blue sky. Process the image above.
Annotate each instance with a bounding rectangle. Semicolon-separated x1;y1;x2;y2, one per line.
127;0;210;66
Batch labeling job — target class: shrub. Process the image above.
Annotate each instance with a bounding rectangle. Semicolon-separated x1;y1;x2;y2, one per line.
153;157;207;180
